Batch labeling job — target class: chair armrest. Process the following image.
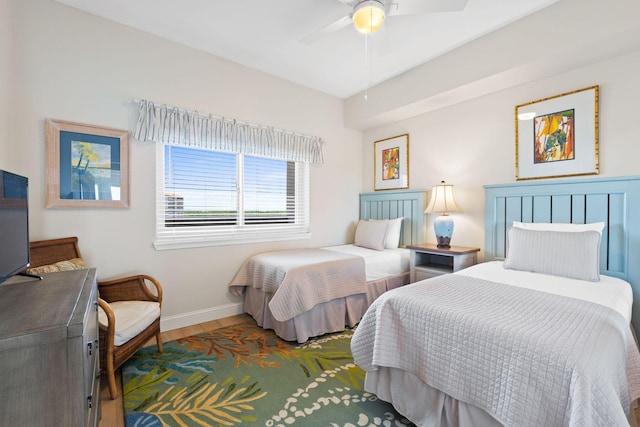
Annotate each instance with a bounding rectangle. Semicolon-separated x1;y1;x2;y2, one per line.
98;298;115;345
98;274;163;306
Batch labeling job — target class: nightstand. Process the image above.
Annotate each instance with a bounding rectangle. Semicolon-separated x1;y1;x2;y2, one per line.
406;243;480;282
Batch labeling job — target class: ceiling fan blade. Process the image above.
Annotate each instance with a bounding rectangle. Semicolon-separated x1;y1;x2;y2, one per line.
387;0;469;16
300;14;352;44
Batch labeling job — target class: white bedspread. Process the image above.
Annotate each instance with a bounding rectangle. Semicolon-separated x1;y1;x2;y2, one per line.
229;248;366;321
351;273;640;427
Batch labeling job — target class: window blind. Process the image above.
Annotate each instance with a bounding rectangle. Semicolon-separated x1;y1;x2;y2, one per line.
154;145;310;250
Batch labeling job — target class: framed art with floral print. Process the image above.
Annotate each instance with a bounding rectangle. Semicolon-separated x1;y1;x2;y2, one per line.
374;134;409;191
515;85;599;180
45;119;130;208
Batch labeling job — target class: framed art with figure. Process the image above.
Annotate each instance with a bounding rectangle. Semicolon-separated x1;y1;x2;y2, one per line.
515;85;599;181
374;134;409;191
45;119;130;208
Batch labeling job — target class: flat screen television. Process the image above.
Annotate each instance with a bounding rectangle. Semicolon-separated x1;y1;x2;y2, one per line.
0;170;30;284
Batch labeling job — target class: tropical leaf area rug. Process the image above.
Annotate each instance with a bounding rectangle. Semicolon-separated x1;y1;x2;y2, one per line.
122;321;416;427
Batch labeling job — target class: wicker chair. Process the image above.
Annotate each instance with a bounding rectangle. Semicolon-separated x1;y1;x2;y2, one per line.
28;237;163;400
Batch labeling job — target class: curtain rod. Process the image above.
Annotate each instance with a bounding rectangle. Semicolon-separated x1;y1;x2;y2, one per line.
133;98;321;141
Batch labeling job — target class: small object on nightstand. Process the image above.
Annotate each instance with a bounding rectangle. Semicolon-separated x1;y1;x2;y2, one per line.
407;243;480;282
424;181;461;248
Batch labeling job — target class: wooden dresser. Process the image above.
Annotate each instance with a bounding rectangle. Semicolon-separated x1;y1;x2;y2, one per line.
0;269;100;426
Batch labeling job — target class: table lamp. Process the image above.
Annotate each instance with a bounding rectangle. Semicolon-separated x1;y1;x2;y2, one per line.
425;180;461;248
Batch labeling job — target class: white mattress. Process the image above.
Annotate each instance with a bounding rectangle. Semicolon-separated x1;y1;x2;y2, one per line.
456;261;634;323
324;244;410;282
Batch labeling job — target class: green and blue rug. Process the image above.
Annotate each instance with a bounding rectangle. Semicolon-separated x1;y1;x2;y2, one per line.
122;321;415;427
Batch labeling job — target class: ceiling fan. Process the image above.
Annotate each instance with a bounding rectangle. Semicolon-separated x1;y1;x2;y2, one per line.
301;0;470;44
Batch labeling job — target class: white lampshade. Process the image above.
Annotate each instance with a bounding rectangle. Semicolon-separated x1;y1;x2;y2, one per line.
425;181;461;248
425;181;461;215
352;1;385;34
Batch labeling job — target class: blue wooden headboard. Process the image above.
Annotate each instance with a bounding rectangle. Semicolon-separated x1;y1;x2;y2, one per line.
360;190;427;247
484;176;640;330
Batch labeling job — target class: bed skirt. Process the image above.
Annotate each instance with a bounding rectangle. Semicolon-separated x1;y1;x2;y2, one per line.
364;367;639;427
243;272;409;343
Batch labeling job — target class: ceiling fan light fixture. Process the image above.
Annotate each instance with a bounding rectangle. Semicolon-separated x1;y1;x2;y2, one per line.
352;0;385;34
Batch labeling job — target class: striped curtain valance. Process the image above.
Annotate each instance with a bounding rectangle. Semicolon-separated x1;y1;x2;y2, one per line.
133;99;325;165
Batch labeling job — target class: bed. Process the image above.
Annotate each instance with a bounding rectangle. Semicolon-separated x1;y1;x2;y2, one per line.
351;176;640;427
229;189;426;343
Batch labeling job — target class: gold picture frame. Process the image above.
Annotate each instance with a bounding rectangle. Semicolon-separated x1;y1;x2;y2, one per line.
45;119;130;208
374;134;409;191
515;85;599;181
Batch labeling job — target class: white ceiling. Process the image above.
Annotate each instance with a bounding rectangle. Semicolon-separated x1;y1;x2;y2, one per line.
53;0;559;99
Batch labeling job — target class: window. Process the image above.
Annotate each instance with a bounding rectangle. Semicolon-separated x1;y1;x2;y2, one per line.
155;144;310;249
134;99;323;250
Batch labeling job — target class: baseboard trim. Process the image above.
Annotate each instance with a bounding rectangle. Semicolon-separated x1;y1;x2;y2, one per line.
160;303;244;332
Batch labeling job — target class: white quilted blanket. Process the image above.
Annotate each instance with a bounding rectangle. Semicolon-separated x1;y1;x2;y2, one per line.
229;248;366;321
351;274;640;427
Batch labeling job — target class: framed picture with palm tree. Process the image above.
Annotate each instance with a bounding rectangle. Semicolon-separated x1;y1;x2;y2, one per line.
45;119;130;208
374;133;409;191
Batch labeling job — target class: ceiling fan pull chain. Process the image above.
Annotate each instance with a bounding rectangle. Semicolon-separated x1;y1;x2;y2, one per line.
368;35;374;98
364;33;369;101
364;33;374;101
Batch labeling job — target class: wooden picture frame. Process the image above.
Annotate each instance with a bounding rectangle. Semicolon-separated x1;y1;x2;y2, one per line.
515;85;599;181
374;134;409;191
45;119;130;208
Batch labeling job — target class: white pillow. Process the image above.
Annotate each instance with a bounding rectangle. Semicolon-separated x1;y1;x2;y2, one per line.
503;227;601;281
354;219;389;251
512;221;605;235
384;218;403;249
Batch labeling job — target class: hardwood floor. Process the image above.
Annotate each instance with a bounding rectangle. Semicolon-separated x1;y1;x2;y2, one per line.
99;313;640;426
98;313;252;427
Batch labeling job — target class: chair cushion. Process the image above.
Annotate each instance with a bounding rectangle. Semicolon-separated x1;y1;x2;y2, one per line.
98;301;160;346
25;258;86;275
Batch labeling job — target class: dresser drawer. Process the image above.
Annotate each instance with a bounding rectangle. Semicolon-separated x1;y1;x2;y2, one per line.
414;268;442;281
83;286;99;398
86;355;100;427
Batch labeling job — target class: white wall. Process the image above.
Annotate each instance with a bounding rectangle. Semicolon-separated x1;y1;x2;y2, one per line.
363;49;640;258
0;0;11;168
9;0;362;329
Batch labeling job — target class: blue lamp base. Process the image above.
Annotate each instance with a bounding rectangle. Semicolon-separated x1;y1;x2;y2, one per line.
434;214;454;248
